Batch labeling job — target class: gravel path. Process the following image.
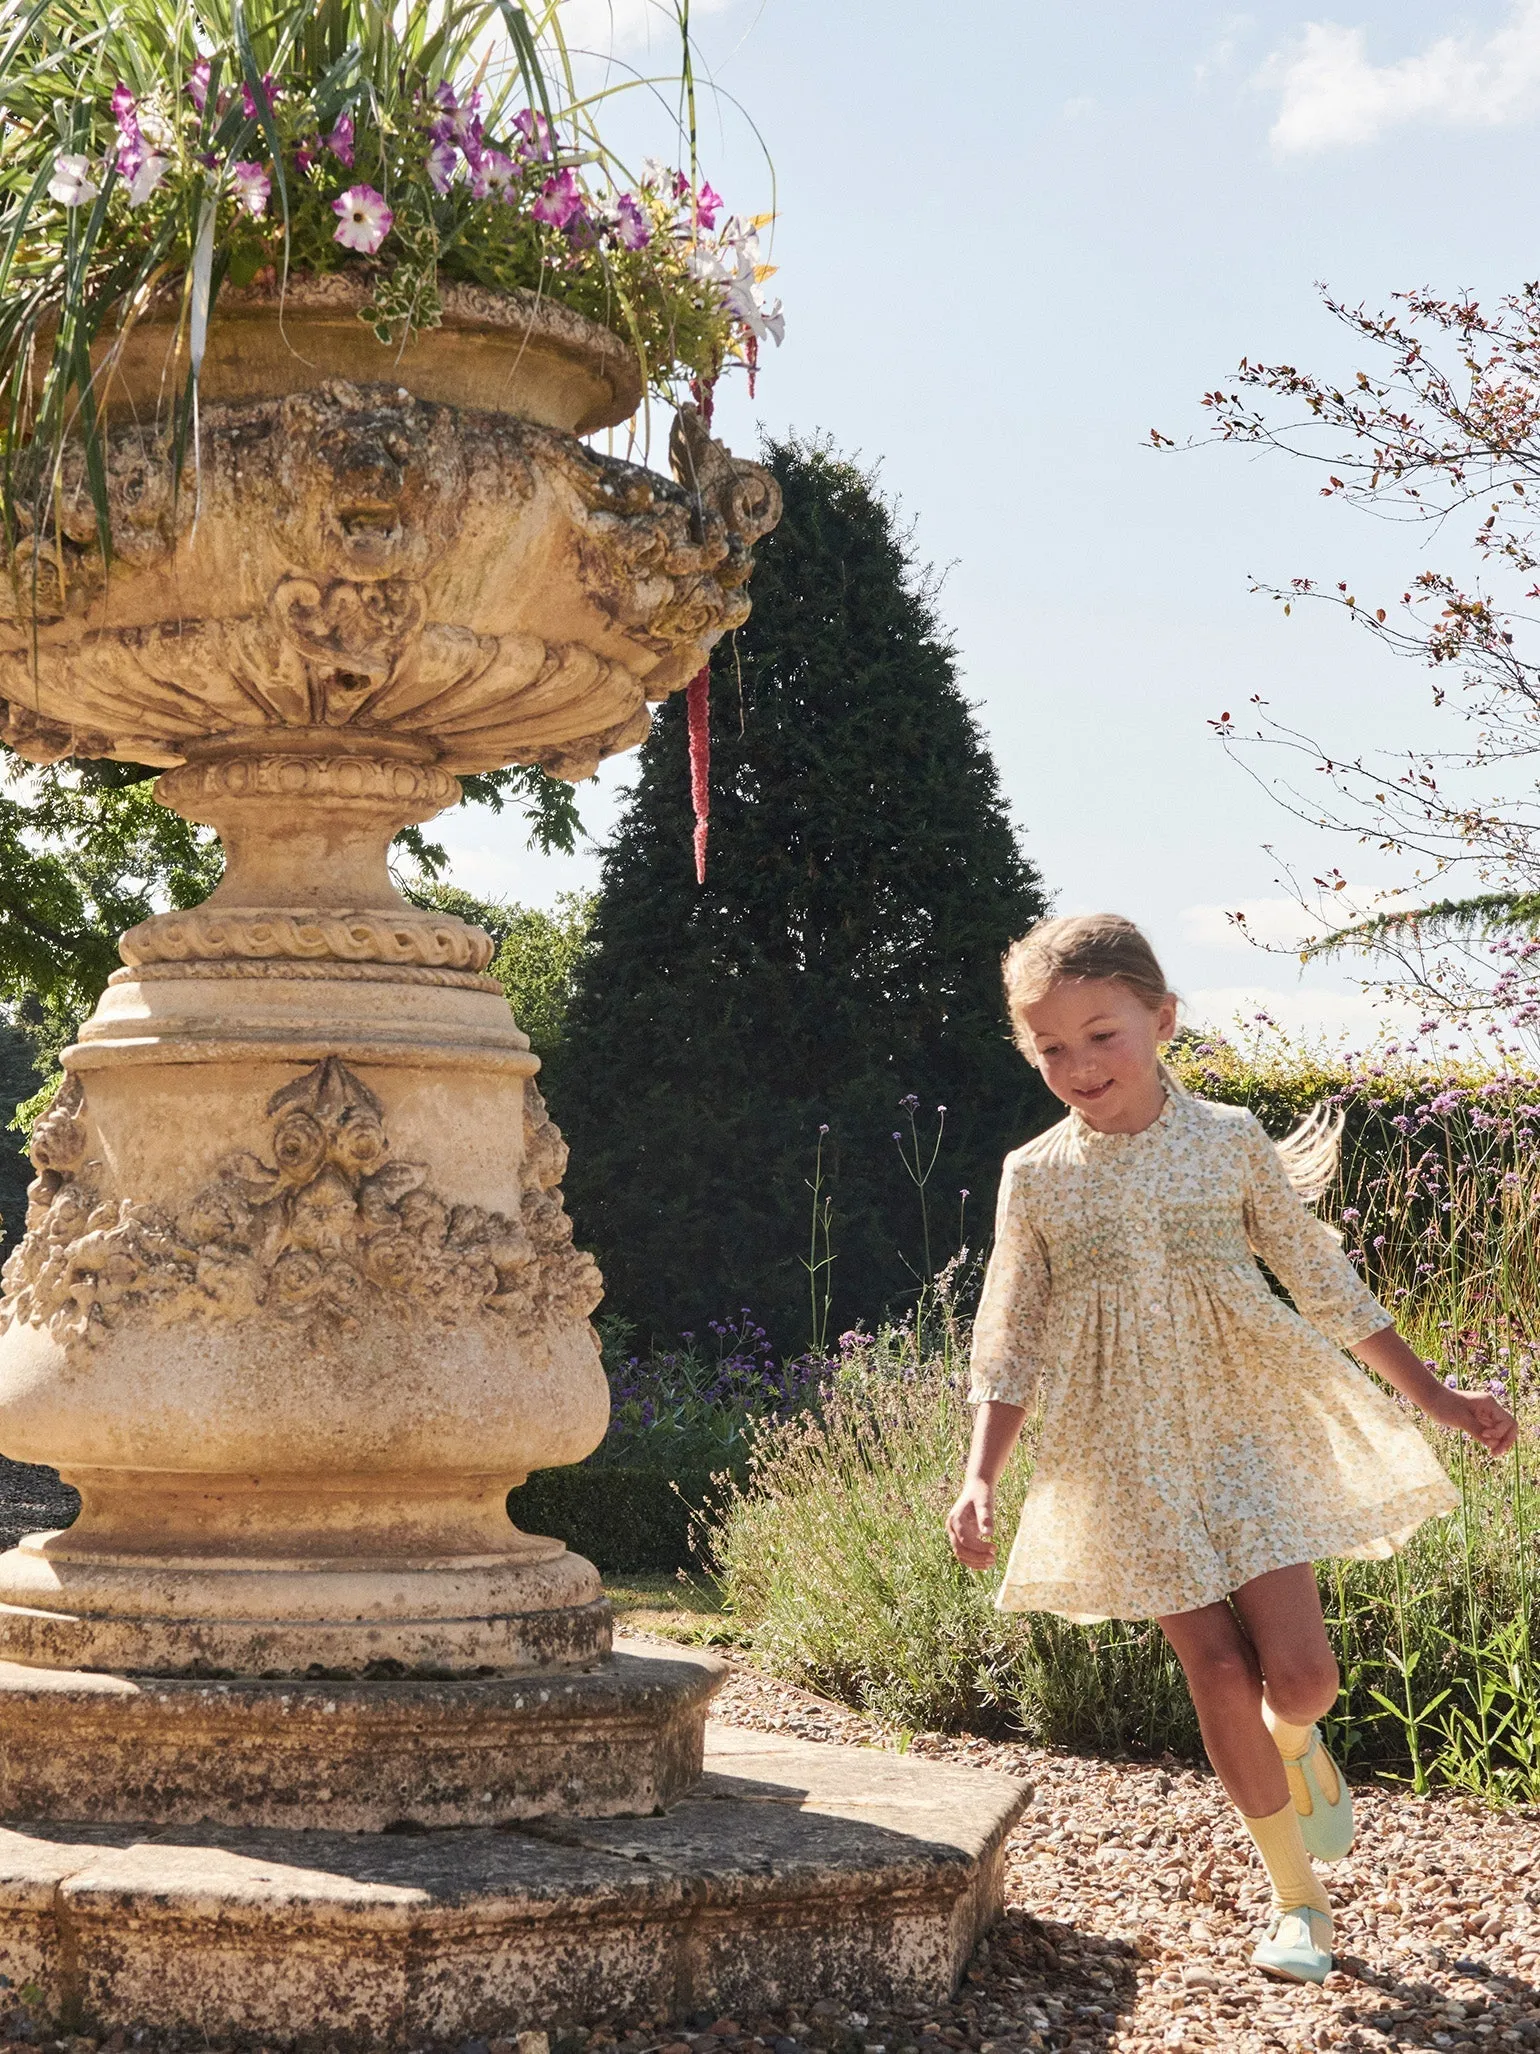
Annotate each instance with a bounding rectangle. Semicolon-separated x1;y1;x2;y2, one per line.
0;1474;1532;2052
708;1662;1540;2054
0;1454;76;1552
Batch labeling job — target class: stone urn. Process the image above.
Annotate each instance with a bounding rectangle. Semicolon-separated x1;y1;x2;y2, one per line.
0;279;778;1821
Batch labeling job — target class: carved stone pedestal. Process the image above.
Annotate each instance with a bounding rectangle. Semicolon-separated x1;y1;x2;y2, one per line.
0;292;779;1819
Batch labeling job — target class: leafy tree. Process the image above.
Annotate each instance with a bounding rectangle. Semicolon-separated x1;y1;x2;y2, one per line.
405;880;593;1056
1171;282;1540;1025
0;1010;42;1256
545;435;1054;1352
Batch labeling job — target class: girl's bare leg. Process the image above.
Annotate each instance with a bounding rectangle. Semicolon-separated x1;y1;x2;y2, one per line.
1229;1561;1340;1733
1158;1599;1286;1816
1159;1562;1339;1815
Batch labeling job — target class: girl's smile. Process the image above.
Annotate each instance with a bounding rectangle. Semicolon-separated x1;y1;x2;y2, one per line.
1019;976;1179;1134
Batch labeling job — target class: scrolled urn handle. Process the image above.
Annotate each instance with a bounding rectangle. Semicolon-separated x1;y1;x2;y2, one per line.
669;405;783;551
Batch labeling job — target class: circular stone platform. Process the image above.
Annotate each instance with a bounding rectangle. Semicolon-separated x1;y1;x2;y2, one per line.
0;1643;722;1829
0;1699;1031;2046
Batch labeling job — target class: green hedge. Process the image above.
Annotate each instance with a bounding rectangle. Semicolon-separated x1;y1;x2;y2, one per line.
507;1462;738;1573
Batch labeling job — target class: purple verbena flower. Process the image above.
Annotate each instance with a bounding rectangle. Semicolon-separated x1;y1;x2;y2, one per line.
512;106;553;162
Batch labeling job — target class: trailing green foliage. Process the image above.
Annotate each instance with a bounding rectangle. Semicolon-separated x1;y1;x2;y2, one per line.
546;435;1054;1352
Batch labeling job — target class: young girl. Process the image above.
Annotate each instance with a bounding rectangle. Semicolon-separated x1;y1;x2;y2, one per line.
946;913;1517;1985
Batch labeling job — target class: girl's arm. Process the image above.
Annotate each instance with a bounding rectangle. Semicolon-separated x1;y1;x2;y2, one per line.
1351;1325;1518;1456
947;1400;1027;1569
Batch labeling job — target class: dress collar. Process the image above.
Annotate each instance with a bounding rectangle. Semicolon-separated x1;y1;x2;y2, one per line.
1069;1084;1180;1152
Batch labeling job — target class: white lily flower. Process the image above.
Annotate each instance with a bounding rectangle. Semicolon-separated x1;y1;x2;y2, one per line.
48;153;100;207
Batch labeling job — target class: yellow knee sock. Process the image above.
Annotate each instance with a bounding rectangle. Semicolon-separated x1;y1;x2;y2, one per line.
1262;1701;1341;1812
1240;1800;1332;1921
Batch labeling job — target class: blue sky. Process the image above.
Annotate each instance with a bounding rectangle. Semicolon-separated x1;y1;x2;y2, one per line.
436;1;1540;1044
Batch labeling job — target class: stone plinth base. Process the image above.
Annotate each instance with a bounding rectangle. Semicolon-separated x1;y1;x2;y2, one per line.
0;1721;1030;2046
0;1644;722;1829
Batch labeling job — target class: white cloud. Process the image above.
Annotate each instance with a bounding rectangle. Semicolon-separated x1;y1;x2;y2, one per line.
1062;95;1096;121
1182;982;1420;1046
1261;3;1540;154
1178;886;1412;954
1196;13;1256;85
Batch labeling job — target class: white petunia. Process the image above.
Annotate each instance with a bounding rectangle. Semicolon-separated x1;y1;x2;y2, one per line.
126;152;170;207
48;153;100;208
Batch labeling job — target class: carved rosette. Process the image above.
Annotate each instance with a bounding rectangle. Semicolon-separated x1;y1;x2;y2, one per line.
0;1060;601;1350
0;383;782;785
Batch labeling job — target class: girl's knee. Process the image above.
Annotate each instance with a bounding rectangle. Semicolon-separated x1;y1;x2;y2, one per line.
1266;1649;1340;1721
1180;1638;1259;1707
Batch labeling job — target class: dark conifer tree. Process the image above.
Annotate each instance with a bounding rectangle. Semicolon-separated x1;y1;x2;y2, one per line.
545;436;1054;1349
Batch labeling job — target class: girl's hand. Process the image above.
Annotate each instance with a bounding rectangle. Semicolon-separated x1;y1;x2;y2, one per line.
1351;1327;1520;1456
1430;1384;1520;1457
946;1478;997;1570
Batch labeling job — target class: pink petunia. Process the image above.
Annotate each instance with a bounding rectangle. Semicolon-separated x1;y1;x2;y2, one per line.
425;139;458;194
186;60;211;112
470;147;516;200
512;106;552;163
324;112;354;166
530;167;584;231
229;160;270;217
694;180;723;230
331;183;392;254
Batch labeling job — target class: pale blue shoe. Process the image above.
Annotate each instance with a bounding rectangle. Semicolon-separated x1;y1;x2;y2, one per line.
1252;1906;1334;1985
1287;1726;1354;1863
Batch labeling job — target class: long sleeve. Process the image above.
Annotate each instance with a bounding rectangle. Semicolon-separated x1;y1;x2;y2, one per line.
1238;1111;1391;1350
968;1156;1051;1408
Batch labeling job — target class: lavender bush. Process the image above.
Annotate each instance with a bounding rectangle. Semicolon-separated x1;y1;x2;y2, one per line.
593;1311;831;1473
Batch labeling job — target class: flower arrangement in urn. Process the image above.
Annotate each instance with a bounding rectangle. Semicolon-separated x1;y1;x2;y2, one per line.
0;0;783;544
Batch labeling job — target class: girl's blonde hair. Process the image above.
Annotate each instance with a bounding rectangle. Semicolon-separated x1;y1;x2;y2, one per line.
1002;914;1172;1055
1000;912;1344;1206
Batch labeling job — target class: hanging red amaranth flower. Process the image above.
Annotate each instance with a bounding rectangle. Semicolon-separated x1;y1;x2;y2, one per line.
684;371;718;885
688;666;711;885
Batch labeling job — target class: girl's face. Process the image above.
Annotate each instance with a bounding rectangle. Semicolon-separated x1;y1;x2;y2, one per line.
1019;977;1178;1134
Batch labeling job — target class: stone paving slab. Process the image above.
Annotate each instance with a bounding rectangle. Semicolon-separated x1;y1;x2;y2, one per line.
0;1720;1030;2045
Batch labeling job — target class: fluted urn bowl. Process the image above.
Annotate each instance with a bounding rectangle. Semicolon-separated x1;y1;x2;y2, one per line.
0;280;780;1682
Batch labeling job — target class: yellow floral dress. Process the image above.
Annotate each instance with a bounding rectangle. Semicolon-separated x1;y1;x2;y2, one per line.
969;1089;1458;1622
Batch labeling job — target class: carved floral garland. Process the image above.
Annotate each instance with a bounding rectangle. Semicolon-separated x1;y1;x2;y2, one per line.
0;1057;601;1348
